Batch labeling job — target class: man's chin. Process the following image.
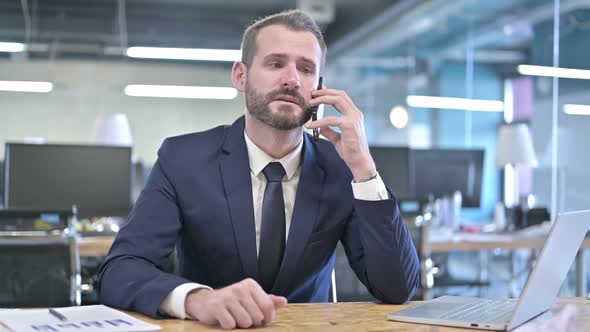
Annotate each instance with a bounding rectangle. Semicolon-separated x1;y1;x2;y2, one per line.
262;113;306;131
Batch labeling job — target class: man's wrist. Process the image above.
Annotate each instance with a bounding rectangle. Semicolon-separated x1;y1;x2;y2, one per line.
185;288;213;320
350;158;377;183
354;173;378;183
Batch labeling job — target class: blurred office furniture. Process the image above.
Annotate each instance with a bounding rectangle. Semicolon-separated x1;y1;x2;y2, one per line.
0;208;80;307
495;123;538;171
131;160;147;203
92;113;133;147
3;143;132;304
365;146;487;299
78;236;114;257
82;224;590;302
0;160;4;208
327;221;590;301
495;123;539;230
3;143;132;219
496;123;538;206
412;149;484;209
332;213;491;301
370;146;484;210
333;243;376;302
371;146;485;227
332;213;436;301
429;229;590;298
506;206;551;230
369;146;412;200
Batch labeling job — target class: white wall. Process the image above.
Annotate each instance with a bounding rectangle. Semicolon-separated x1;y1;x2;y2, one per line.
0;59;245;163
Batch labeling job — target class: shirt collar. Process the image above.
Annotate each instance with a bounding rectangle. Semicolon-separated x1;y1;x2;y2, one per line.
244;131;303;180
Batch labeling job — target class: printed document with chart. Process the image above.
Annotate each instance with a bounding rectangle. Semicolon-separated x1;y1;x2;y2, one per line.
0;305;160;332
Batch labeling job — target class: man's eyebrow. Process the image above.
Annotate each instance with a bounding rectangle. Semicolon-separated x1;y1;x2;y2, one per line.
263;53;288;61
263;53;318;68
300;58;317;68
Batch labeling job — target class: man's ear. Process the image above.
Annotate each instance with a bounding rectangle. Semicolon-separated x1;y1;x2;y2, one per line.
231;61;247;92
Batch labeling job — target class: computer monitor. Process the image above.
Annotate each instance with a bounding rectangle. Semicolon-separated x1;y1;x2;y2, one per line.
4;143;132;218
411;149;484;208
369;146;412;199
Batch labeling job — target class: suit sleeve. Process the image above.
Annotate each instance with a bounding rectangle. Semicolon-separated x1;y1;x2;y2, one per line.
340;188;420;304
98;139;192;318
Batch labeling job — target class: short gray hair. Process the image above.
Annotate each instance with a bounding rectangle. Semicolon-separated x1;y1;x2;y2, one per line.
240;9;326;70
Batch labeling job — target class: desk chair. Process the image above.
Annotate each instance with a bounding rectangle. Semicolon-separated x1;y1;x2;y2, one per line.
331;242;377;302
0;234;80;307
330;217;490;302
0;209;80;308
0;160;4;208
330;218;426;303
414;221;491;299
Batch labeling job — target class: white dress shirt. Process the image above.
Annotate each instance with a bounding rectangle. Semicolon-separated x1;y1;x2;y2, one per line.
159;132;389;319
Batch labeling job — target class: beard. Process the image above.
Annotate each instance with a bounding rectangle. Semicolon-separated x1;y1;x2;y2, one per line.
245;81;312;131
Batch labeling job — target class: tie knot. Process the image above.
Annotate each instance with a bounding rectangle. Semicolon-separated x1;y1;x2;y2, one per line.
262;162;285;182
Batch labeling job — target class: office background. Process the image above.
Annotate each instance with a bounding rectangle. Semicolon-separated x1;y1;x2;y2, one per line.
2;0;589;219
1;0;589;306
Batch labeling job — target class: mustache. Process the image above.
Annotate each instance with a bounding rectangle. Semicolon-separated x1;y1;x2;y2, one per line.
265;88;307;107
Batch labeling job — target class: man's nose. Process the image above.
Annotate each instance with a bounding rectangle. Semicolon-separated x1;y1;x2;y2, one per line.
280;64;301;90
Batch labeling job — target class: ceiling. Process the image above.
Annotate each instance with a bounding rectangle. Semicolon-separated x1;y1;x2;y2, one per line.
0;0;397;60
1;0;589;72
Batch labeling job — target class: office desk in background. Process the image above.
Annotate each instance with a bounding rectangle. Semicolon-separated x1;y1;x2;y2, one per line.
80;231;590;257
78;231;590;300
78;236;114;257
425;231;590;298
79;231;590;297
126;300;590;331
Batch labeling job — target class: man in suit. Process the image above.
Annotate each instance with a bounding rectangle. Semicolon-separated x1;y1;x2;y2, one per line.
99;9;419;329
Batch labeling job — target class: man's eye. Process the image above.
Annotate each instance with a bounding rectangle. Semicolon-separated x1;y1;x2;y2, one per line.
298;66;313;74
269;62;283;68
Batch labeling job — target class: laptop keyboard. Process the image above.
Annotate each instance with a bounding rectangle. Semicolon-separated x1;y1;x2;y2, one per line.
438;299;516;324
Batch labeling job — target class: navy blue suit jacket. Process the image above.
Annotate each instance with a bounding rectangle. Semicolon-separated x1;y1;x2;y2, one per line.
98;116;419;318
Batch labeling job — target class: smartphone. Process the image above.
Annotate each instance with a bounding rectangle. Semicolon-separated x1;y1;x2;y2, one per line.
311;76;323;141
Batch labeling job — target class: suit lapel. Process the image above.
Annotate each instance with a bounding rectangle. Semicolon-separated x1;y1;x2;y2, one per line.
218;116;258;280
272;134;325;294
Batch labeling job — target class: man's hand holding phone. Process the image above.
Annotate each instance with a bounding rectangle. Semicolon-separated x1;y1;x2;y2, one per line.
305;85;377;182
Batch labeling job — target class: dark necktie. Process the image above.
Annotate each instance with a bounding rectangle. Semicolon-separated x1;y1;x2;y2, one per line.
258;162;286;292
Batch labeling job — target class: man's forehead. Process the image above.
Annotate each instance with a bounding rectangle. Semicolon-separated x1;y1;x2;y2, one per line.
253;25;322;62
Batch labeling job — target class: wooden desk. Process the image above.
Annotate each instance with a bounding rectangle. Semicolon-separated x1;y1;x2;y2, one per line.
127;300;590;331
78;236;113;257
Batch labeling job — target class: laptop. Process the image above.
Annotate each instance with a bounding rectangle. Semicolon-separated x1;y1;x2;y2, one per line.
388;210;590;331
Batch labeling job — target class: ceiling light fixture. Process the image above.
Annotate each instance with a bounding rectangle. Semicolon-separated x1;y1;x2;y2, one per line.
0;42;25;52
518;65;590;80
124;85;238;99
564;104;590;116
0;80;53;93
406;95;503;112
126;47;241;62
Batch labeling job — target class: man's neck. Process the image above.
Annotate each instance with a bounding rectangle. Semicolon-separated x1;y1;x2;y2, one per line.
244;113;303;160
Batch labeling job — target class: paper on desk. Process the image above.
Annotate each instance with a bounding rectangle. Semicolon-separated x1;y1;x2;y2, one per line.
0;305;160;332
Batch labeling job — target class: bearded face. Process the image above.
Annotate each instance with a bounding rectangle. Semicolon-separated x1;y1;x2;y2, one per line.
245;79;313;131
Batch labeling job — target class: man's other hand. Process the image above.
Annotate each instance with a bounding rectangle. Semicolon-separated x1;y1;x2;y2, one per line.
185;278;288;329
